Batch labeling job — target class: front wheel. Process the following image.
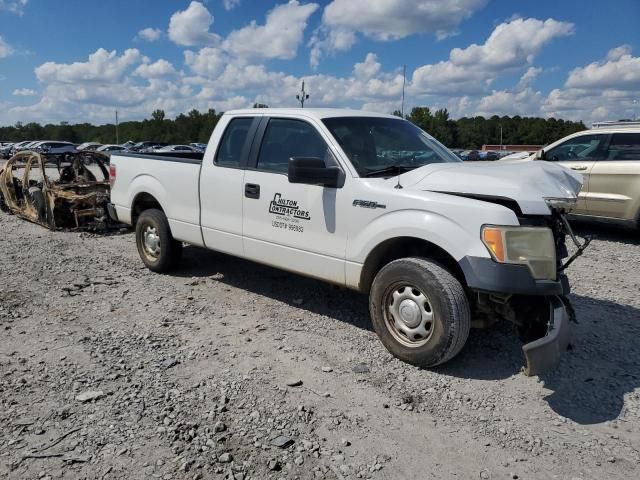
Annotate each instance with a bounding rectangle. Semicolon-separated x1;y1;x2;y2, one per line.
135;209;182;272
370;257;470;367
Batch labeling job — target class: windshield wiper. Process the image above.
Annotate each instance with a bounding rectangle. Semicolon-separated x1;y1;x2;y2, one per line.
363;164;417;178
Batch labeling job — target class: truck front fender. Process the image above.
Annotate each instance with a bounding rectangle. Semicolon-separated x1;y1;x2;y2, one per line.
345;209;490;290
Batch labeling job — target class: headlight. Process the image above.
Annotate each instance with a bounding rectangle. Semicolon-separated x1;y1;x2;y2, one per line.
481;226;556;280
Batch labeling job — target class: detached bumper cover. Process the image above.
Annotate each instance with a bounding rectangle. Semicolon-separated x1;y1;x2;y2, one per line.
522;296;571;376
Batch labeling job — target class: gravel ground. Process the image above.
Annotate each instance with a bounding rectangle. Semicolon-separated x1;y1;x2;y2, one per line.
0;206;639;480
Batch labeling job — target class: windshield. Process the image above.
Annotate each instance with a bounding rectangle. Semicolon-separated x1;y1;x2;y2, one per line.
322;116;460;177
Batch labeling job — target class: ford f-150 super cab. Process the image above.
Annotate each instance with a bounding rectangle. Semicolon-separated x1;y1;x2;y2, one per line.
108;109;588;375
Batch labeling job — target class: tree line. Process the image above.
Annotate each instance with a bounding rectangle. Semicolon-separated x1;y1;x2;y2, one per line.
0;106;586;149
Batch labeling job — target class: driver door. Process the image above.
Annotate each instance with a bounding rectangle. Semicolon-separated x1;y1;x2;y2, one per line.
543;133;608;214
242;117;348;284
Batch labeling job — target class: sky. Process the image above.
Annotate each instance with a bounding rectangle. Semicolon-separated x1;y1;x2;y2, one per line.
0;0;639;127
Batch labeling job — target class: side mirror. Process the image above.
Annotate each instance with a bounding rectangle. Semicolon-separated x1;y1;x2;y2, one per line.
288;157;343;188
535;149;546;161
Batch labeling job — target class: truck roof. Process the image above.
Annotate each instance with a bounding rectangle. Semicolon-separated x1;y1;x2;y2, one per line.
224;108;400;120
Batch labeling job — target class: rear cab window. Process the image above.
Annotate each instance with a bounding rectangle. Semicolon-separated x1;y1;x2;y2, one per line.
215;117;254;168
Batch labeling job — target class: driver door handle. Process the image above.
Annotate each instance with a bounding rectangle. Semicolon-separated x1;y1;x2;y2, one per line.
570;166;588;171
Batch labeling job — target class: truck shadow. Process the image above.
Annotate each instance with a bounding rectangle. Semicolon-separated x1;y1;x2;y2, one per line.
176;246;639;425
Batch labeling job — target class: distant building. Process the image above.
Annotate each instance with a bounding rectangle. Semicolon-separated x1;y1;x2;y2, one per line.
482;144;542;152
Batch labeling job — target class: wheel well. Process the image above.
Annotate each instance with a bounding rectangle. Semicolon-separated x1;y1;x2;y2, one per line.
132;193;163;226
359;237;466;292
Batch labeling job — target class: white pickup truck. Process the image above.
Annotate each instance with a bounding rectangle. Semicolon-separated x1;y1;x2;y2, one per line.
109;109;588;375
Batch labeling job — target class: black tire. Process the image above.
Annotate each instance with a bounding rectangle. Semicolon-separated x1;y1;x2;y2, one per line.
135;209;183;272
369;257;470;367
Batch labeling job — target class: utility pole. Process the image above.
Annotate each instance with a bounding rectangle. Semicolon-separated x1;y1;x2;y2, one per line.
115;110;119;145
499;124;503;149
401;64;406;118
296;81;309;108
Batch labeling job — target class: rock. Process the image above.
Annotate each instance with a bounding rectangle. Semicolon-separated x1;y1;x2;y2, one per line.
218;452;233;463
294;456;304;466
76;390;104;403
352;363;370;374
214;421;227;432
321;366;333;373
271;435;294;448
268;459;282;471
286;378;303;387
341;438;351;447
163;358;178;369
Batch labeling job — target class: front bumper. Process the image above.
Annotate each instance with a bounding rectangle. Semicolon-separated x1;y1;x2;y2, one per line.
459;256;569;296
522;296;571;376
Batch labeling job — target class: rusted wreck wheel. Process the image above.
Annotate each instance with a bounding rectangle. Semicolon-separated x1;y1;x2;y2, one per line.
135;208;182;272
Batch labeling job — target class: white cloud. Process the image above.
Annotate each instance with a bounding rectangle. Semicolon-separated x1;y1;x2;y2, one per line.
35;48;143;84
223;1;319;61
133;59;178;79
137;27;162;42
449;18;574;69
0;0;27;15
476;88;543;117
12;88;37;96
310;0;486;66
411;17;573;96
565;45;640;90
184;47;228;78
353;53;381;81
168;1;220;47
0;35;14;58
517;66;542;89
223;0;241;10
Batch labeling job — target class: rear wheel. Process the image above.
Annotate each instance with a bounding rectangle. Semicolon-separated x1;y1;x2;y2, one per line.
370;257;470;367
135;209;182;272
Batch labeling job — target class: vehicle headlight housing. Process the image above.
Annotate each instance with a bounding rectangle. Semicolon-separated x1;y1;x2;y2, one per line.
481;226;556;280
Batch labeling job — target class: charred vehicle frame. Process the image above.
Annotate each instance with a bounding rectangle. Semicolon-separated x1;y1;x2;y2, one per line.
0;150;115;230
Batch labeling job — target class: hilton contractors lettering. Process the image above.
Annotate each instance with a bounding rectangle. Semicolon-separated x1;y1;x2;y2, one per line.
269;193;311;220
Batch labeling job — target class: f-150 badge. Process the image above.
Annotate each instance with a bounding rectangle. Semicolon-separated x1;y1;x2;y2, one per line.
352;199;386;209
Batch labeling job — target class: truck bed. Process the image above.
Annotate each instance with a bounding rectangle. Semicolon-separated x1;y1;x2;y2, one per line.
109;152;204;246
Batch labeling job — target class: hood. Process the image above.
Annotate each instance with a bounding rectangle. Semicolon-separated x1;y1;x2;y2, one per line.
401;161;582;216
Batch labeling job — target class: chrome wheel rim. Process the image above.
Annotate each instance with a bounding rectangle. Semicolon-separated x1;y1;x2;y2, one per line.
142;225;161;259
384;284;435;347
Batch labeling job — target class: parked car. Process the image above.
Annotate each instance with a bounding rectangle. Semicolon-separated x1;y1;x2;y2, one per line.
155;145;203;153
130;141;168;152
534;121;640;229
466;150;480;161
97;144;128;153
13;140;38;154
32;141;77;155
190;143;207;150
108;108;587;375
77;142;103;151
0;143;15;159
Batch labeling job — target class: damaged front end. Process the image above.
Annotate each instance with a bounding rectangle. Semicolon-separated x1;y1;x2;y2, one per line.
0;150;118;231
466;203;590;376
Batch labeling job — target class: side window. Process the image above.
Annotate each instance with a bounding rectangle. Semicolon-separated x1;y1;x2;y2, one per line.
215;117;253;167
546;134;607;162
605;133;640;161
256;118;329;174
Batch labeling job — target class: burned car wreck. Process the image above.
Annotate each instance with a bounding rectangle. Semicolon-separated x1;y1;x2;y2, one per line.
0;150;115;230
